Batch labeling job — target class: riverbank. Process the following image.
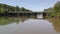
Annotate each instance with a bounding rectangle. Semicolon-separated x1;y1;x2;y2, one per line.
45;16;60;22
45;16;60;28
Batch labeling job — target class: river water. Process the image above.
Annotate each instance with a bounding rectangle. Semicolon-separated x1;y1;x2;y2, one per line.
0;17;60;34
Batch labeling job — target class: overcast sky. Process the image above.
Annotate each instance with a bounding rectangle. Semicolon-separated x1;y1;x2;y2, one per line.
0;0;59;11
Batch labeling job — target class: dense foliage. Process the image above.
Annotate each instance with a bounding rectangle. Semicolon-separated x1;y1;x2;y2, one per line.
44;1;60;18
0;4;32;13
53;1;60;15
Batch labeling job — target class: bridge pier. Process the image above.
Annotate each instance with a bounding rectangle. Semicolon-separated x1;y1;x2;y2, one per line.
43;12;47;18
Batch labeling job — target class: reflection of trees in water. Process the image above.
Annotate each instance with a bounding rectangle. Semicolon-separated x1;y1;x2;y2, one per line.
0;17;28;26
19;18;28;22
52;22;60;32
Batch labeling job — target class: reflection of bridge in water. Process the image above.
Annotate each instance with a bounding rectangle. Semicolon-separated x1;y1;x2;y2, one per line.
0;11;50;18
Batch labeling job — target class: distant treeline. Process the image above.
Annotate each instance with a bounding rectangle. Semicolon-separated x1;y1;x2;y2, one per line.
0;4;32;13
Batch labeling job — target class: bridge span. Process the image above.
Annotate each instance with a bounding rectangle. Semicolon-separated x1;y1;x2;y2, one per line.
0;12;50;18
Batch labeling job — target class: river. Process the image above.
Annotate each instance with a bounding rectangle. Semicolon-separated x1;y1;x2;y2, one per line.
0;17;60;34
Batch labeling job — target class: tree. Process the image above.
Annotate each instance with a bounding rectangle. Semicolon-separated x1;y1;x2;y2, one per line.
53;1;60;13
15;6;20;11
53;1;60;19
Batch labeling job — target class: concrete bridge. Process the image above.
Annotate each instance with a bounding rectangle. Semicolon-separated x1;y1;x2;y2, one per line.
0;11;49;18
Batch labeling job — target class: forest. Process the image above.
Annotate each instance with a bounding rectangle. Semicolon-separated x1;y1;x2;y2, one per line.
0;3;32;13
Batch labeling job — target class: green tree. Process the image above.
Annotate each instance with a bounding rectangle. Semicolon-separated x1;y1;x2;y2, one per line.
53;1;60;14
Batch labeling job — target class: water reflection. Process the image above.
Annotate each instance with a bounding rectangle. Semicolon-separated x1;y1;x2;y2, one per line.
0;17;60;34
0;17;28;26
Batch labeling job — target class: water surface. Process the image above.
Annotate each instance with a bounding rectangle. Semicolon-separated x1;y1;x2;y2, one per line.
0;17;60;34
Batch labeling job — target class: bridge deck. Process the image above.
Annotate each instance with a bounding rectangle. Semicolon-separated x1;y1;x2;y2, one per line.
7;11;50;13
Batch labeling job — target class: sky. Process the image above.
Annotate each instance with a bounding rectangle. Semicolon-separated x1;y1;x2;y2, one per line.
0;0;59;12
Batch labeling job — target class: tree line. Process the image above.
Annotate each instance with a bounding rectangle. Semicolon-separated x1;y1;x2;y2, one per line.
0;4;32;13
